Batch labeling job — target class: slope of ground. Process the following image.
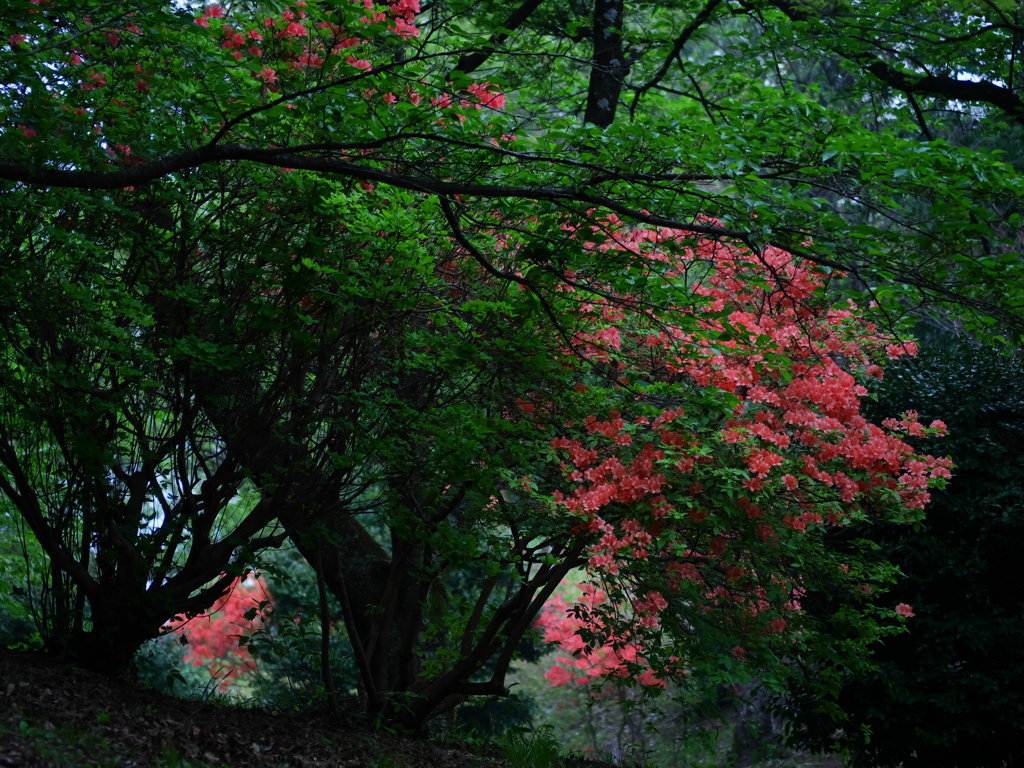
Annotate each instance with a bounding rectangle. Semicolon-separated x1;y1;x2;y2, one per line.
0;649;600;768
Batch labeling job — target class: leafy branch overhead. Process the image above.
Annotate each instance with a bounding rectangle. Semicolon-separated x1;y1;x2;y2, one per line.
4;0;1024;338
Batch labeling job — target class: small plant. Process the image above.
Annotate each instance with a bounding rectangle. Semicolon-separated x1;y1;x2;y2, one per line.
496;725;562;768
240;599;356;711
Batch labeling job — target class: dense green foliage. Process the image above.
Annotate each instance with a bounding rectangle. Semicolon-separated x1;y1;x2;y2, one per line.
4;0;1024;341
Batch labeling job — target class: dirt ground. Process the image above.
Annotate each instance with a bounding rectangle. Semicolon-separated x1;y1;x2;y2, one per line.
0;649;596;768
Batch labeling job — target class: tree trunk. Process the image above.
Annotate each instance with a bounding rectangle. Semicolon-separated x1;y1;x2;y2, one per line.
283;510;423;704
583;0;627;126
45;589;176;674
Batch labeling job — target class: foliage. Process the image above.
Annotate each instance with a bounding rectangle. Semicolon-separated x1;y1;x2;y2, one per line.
133;631;210;698
519;234;949;713
4;0;1024;341
165;576;268;689
2;0;1022;737
783;336;1024;767
0;497;44;650
495;725;563;768
134;551;359;709
529;583;711;764
236;548;359;711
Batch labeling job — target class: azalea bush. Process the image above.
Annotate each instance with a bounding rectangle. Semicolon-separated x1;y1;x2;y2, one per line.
134;576;269;697
166;576;269;689
515;229;950;708
530;581;707;764
530;581;779;766
135;555;359;708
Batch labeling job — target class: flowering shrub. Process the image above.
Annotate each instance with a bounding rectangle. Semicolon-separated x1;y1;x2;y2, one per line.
166;576;272;688
0;0;508;180
537;584;667;689
526;225;948;690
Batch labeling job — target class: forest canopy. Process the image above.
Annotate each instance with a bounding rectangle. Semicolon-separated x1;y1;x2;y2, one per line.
1;0;1022;734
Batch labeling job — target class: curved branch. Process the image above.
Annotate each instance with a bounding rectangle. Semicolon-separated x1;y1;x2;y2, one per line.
630;0;724;118
437;194;575;339
0;144;748;238
448;0;548;78
762;0;1024;125
5;142;1021;332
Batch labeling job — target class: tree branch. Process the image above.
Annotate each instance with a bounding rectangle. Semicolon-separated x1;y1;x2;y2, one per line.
448;0;548;78
630;0;724;118
0;145;747;237
762;0;1024;125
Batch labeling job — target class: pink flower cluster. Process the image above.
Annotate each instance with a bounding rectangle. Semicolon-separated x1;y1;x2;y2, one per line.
521;224;954;677
536;585;668;689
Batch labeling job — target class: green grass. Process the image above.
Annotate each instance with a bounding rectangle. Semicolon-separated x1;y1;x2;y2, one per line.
496;725;563;768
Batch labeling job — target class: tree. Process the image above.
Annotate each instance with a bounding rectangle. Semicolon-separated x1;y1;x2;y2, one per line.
0;178;290;670
267;219;954;730
0;0;1017;733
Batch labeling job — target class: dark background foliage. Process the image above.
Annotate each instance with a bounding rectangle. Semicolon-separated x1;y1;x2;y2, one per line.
785;331;1024;767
